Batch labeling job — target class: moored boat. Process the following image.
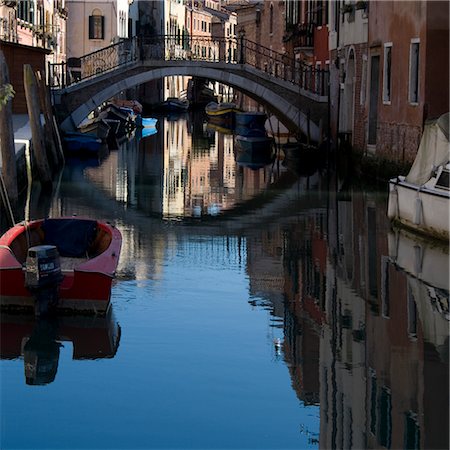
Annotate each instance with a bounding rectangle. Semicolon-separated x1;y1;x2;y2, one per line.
111;98;143;114
158;97;190;112
235;134;274;156
78;117;111;140
387;112;449;241
63;132;103;154
205;102;240;127
235;111;267;137
98;104;135;137
139;127;158;139
135;116;158;128
0;217;122;316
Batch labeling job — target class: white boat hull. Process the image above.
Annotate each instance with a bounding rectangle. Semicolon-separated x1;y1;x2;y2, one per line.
388;176;450;241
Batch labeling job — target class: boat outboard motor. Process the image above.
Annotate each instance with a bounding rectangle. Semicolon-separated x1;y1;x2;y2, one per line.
25;245;63;316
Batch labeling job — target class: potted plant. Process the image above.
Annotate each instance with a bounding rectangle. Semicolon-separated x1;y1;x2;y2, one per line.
341;3;355;14
355;1;368;10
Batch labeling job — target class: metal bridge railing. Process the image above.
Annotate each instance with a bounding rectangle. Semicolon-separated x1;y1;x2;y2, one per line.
49;37;139;88
49;34;329;97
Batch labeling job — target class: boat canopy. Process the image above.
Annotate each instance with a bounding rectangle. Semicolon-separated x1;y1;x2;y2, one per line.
405;112;450;185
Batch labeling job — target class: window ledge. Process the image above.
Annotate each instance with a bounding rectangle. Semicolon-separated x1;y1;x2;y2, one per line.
383;100;391;105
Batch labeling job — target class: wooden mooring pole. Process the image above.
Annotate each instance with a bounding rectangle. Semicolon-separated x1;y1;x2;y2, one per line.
36;70;64;165
0;49;18;204
23;64;52;186
36;70;60;168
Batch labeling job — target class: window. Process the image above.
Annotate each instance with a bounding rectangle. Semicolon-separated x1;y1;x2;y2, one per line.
360;55;367;105
18;0;34;23
269;4;274;34
89;9;104;40
383;43;392;103
370;370;377;435
381;257;390;318
409;39;420;104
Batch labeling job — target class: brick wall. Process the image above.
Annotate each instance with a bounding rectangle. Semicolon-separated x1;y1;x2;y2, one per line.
0;41;49;114
258;1;285;54
375;121;422;163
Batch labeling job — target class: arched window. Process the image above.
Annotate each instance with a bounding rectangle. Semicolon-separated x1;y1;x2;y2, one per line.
89;8;104;40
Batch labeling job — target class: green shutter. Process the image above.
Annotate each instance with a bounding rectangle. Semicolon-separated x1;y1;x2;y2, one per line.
89;15;94;39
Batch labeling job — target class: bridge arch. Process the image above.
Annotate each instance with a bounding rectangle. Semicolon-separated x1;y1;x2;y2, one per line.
58;61;324;141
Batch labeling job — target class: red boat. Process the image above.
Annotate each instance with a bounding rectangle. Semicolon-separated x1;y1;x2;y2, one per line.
0;217;122;315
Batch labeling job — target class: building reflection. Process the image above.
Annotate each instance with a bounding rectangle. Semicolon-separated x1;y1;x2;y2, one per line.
244;172;448;449
76;111;281;221
7;113;447;448
0;308;121;385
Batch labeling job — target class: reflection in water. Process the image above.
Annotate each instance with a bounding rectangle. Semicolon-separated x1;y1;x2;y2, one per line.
63;112;284;221
243;180;448;449
0;309;121;385
23;318;60;385
1;111;448;449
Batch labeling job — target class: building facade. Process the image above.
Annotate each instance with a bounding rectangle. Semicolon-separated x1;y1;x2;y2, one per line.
365;0;449;163
328;1;368;150
66;0;130;58
0;0;67;112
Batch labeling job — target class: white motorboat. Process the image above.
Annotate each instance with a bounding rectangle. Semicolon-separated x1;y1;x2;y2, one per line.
387;112;449;241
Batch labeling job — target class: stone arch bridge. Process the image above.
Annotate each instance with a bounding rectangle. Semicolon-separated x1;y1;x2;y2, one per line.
52;36;329;140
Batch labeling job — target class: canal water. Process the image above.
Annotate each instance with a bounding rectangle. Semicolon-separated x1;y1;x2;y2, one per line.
1;111;448;449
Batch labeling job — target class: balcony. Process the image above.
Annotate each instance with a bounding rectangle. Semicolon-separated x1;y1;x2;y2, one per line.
283;23;314;48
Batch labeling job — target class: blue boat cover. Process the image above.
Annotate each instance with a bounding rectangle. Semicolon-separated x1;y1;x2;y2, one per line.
42;219;97;258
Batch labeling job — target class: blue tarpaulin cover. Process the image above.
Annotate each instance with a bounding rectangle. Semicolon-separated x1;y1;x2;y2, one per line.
42;219;97;258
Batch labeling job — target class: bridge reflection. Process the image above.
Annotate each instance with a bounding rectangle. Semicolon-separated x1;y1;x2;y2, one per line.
3;112;447;448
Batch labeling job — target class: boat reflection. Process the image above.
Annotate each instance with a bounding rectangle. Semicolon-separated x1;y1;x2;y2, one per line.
245;183;449;450
388;228;449;355
235;145;274;170
0;308;121;385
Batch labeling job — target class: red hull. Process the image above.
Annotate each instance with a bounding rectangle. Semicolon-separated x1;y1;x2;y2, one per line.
0;218;122;314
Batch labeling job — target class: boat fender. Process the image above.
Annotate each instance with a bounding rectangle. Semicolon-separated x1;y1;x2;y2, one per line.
25;245;63;316
387;185;398;219
414;196;423;225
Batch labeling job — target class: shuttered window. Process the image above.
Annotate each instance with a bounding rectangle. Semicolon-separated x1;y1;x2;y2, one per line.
89;14;104;40
383;43;392;104
409;39;420;104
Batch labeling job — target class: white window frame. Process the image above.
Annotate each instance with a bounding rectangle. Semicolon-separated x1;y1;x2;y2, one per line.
383;42;392;105
360;54;367;106
409;38;420;105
